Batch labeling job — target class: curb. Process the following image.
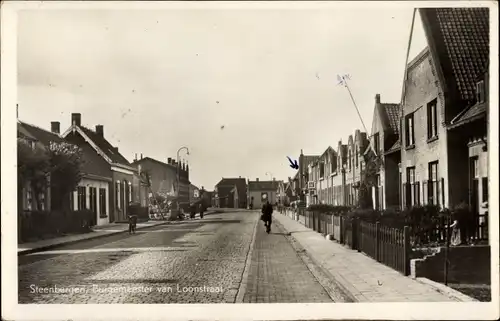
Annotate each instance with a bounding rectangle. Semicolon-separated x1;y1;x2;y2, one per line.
273;216;358;303
415;277;479;302
17;221;170;256
235;212;260;303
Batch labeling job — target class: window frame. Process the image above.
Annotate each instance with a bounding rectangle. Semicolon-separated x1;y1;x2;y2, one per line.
427;99;438;140
405;113;415;147
477;80;485;103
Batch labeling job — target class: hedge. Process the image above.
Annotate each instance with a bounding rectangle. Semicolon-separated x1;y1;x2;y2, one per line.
18;209;94;243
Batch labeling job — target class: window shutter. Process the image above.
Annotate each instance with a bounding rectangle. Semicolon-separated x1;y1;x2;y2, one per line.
416;181;420;206
405;183;411;208
441;178;445;209
422;181;428;205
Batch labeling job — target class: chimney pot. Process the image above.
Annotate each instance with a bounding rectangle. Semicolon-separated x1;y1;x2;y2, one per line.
95;125;104;136
135;153;137;161
256;178;259;181
51;121;60;134
71;113;82;127
168;157;172;164
375;94;381;103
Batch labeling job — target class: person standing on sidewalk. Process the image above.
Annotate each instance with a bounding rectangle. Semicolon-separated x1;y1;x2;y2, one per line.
261;200;274;234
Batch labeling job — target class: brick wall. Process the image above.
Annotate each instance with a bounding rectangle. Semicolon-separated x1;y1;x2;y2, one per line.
401;48;450;208
411;245;491;284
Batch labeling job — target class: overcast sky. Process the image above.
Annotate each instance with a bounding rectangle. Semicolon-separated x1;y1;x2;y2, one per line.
17;5;427;190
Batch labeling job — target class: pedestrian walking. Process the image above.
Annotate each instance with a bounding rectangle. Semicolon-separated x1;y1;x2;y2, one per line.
261;200;274;234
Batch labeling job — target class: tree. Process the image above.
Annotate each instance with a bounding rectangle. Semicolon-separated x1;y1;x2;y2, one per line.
358;151;384;209
48;141;85;210
17;138;50;211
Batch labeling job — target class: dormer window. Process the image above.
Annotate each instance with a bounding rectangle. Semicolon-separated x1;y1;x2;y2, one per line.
477;80;485;103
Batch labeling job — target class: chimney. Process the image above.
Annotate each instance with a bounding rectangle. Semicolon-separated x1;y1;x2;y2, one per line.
135;153;138;161
167;157;172;164
375;94;381;104
51;121;60;134
95;125;104;136
71;113;81;127
140;153;143;160
113;147;119;153
273;178;276;181
256;178;259;181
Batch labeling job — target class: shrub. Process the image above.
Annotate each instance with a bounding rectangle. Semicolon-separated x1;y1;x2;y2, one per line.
307;204;352;215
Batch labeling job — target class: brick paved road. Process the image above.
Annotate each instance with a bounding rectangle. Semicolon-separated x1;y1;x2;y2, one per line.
18;211;349;304
18;212;254;304
242;218;337;303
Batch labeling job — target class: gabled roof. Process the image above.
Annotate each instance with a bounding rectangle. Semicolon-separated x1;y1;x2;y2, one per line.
248;180;279;191
301;155;319;168
133;156;177;171
79;126;131;166
381;103;400;134
420;8;489;105
320;146;336;158
216;178;247;200
449;102;487;128
18;121;65;145
385;140;401;155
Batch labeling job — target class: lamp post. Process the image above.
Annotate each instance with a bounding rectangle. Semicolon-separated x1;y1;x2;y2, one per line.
176;146;190;208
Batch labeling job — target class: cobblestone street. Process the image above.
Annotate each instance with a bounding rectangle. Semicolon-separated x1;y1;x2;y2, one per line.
18;211;342;304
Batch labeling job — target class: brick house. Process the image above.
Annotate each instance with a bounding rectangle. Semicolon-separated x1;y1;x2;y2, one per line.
131;156;190;204
366;94;401;210
247;178;279;208
420;8;489;237
297;150;319;203
214;177;247;208
346;130;370;206
400;8;489;212
306;146;336;206
332;141;348;206
61;113;138;223
17;121;67;213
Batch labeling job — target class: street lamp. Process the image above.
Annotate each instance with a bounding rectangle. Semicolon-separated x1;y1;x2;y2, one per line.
176;146;190;206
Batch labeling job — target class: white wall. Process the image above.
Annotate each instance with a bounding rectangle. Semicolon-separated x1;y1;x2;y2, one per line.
72;178;110;226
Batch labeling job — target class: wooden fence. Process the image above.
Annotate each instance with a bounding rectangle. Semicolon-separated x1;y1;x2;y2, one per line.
281;209;411;276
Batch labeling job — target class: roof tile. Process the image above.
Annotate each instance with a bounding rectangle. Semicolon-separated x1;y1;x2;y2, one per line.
80;126;131;166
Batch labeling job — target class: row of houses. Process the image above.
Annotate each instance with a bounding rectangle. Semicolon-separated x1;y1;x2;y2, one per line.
213;177;282;209
18;112;201;226
283;8;490;225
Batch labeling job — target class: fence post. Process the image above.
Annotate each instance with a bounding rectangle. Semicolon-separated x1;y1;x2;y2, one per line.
403;225;410;276
375;222;380;262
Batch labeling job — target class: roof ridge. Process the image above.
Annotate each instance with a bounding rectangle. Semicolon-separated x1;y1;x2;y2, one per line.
19;120;62;138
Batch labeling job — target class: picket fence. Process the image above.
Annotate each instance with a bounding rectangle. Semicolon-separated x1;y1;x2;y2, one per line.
283;208;411;276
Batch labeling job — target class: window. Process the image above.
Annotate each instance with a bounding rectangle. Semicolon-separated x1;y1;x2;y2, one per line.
405;113;415;147
471;157;479;178
129;183;133;204
355;147;359;167
331;156;336;173
428;161;439;206
427;99;438;140
374;133;380;154
348;150;352;171
482;177;488;203
99;188;107;216
319;162;325;178
406;167;417;206
477;80;485;103
77;186;86;210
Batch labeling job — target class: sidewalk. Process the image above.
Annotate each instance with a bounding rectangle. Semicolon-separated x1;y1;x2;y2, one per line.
273;212;474;302
17;220;168;256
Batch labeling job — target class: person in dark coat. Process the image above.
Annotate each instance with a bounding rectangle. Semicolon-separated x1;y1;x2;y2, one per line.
261;200;274;233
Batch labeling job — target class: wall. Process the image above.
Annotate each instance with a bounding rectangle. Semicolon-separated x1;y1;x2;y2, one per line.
400;48;449;208
72;178;110;226
110;171;135;222
384;153;401;209
411;245;491;284
249;190;276;208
